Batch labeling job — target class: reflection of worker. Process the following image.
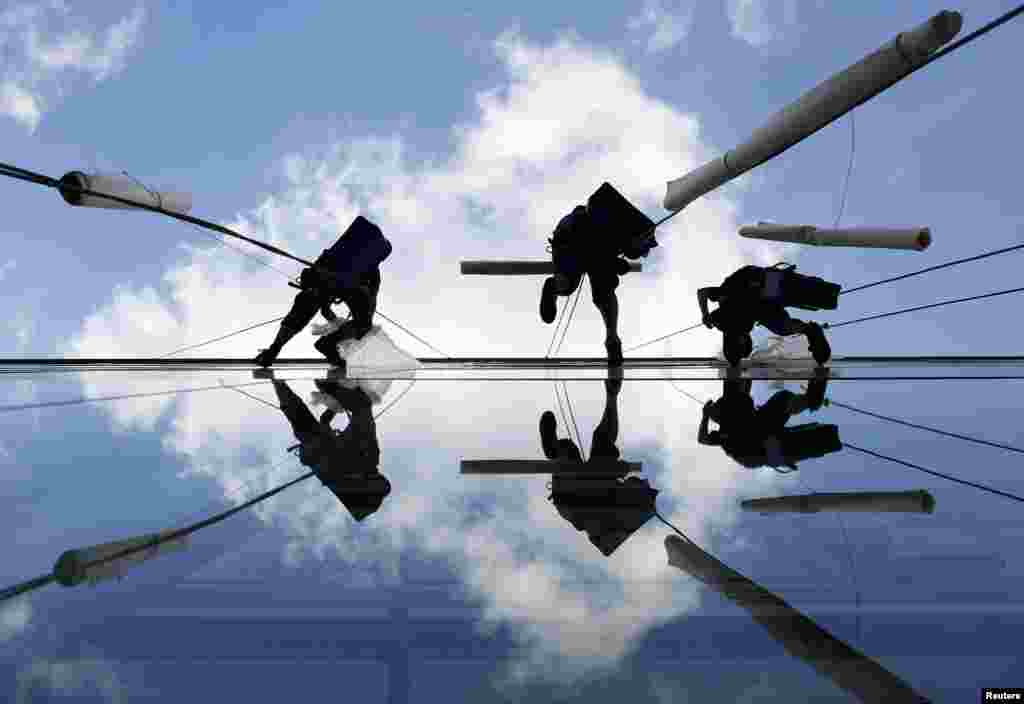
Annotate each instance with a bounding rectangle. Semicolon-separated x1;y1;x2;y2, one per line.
540;371;659;556
539;183;658;367
698;374;840;472
273;378;390;521
698;264;839;366
256;216;390;368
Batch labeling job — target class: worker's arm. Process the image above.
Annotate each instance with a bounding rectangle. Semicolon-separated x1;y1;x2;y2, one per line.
697;287;719;328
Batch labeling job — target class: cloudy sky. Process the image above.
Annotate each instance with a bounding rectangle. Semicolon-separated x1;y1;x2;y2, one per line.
2;1;1024;701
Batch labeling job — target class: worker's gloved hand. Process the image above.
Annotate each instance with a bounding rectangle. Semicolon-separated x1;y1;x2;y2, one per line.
702;313;714;329
702;400;714;416
614;258;631;275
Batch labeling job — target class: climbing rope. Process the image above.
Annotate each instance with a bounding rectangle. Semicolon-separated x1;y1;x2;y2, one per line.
624;322;704;355
833;112;856;228
825;285;1024;330
162;316;287;357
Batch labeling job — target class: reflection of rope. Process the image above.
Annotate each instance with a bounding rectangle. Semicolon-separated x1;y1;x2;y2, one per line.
831;399;1024;455
845;442;1024;503
373;378;417;420
655;511;695;544
561;380;584;459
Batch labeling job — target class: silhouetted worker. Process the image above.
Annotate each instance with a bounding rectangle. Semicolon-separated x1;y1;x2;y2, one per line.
698;374;840;472
539;183;658;366
698;264;839;366
273;378;390;521
256;216;392;368
539;371;658;555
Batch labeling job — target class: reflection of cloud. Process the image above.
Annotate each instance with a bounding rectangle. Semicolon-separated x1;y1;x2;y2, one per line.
726;0;799;47
628;0;696;53
16;658;125;703
0;596;31;641
1;3;145;131
69;30;788;677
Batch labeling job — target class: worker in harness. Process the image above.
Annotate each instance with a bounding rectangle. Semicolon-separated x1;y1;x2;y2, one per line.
272;377;391;521
539;182;658;366
255;216;391;368
698;373;840;472
698;264;839;367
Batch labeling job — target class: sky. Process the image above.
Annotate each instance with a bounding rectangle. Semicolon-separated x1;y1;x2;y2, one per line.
2;1;1024;701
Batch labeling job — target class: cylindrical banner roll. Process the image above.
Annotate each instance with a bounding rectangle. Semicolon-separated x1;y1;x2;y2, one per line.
58;171;193;214
742;490;935;514
739;223;932;251
53;529;189;587
461;260;642;275
664;10;962;212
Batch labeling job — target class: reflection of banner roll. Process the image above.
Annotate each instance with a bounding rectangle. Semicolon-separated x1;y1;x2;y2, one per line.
663;10;962;212
461;261;642;275
58;171;193;214
53;529;189;587
664;535;930;703
739;224;932;251
742;490;935;514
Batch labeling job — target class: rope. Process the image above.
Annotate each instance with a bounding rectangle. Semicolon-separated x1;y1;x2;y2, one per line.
374;310;449;358
221;381;280;410
624;322;704;354
831;399;1024;455
833;112;855;228
842;240;1024;296
825;285;1024;329
561;380;584;458
844;442;1024;503
544;287;571;358
670;381;704;406
553;278;586;357
161;316;287;357
553;382;571;446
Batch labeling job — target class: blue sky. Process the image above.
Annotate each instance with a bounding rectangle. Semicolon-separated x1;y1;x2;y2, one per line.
2;1;1024;700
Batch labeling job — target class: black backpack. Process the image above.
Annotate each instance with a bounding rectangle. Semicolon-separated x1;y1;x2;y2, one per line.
315;216;392;289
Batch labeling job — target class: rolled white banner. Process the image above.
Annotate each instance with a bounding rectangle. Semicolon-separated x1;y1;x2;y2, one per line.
58;171;193;214
739;223;932;251
664;10;962;212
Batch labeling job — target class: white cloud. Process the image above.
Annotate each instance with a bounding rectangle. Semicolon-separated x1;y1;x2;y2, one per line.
725;0;799;47
68;30;789;676
0;596;31;641
0;3;145;131
15;658;125;703
628;0;696;53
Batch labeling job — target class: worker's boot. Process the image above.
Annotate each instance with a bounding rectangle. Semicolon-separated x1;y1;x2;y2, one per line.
805;375;827;411
254;326;297;367
540;277;558;324
540;411;559;459
804;322;832;365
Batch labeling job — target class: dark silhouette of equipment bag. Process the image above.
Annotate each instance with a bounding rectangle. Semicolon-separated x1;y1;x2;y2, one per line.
586;182;658;259
777;268;841;311
778;423;842;463
315;216;393;291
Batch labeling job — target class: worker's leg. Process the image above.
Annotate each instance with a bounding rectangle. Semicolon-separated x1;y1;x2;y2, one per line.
590;270;623;366
757;305;831;365
540;271;582;323
272;380;320;441
591;374;622;460
256;290;322;366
